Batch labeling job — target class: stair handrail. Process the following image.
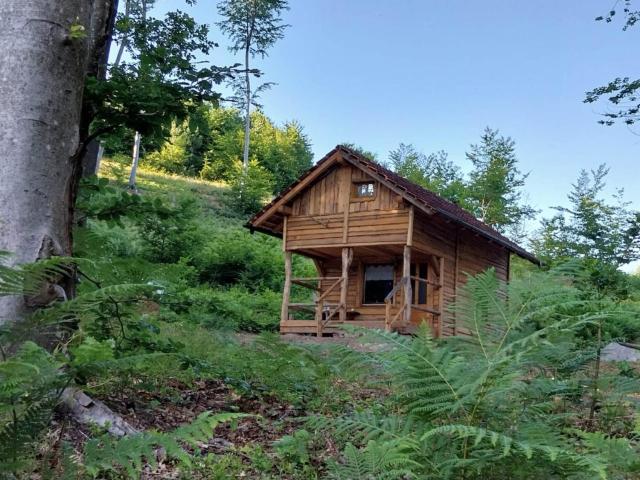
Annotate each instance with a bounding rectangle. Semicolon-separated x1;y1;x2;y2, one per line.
315;277;344;336
384;277;410;331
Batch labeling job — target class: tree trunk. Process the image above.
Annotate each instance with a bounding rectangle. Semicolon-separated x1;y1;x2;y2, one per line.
129;131;142;190
242;44;251;172
81;0;119;179
113;0;131;68
0;0;113;323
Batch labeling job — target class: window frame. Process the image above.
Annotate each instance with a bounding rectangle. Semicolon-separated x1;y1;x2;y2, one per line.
361;263;396;305
351;181;378;201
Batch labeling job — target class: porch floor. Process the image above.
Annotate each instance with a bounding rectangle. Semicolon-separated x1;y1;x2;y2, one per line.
279;319;422;335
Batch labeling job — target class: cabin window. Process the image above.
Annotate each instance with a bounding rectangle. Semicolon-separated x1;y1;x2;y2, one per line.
353;181;376;199
363;264;394;304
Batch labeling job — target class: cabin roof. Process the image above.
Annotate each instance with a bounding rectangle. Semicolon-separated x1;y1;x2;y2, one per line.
247;145;539;264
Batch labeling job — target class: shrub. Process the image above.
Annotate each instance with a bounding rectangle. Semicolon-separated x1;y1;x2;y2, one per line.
170;286;280;332
137;195;204;263
192;226;283;291
227;160;274;215
143;142;188;175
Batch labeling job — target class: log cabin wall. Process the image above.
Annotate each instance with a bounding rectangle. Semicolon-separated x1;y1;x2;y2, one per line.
409;211;510;336
281;162;510;336
286;164;410;250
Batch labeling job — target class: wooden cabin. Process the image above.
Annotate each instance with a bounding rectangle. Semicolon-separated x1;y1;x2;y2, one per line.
247;145;539;336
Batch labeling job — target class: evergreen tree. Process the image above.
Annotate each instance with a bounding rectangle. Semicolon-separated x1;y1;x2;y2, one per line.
388;143;467;205
466;128;536;236
533;164;640;268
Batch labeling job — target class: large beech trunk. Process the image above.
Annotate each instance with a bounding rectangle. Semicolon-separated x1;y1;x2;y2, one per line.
0;0;115;323
0;0;133;437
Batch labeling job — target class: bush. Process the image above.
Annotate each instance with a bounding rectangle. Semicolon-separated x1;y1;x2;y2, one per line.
227;160;274;216
192;225;283;291
143;142;188;175
174;286;281;332
79;219;144;258
137;195;204;263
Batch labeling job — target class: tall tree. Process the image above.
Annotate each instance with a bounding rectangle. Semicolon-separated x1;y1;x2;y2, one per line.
217;0;289;172
584;2;640;125
0;0;117;322
388;143;467;205
465;128;536;236
532;165;640;268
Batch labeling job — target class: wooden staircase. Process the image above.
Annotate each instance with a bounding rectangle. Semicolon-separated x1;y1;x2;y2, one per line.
280;275;346;335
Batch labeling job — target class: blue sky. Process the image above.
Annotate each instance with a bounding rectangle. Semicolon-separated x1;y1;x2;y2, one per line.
159;0;639;225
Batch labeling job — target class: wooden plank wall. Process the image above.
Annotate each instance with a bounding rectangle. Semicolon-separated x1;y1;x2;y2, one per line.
411;212;509;336
286;165;409;250
411;213;457;335
291;165;401;217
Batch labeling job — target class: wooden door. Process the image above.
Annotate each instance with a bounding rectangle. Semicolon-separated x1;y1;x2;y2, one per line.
410;263;429;325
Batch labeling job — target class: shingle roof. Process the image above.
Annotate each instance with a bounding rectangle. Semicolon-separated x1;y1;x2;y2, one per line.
248;145;539;264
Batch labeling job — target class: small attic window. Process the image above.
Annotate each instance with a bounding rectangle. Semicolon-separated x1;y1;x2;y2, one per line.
353;181;376;199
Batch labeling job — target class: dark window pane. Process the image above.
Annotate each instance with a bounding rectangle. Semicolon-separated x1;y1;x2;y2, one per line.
411;263;428;304
418;263;428;304
363;264;394;304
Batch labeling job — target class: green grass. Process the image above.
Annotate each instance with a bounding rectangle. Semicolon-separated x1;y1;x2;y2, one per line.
99;158;234;216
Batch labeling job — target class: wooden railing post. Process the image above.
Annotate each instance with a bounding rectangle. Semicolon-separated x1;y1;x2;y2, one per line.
385;301;392;332
403;245;412;325
281;251;292;326
339;247;352;323
315;298;323;337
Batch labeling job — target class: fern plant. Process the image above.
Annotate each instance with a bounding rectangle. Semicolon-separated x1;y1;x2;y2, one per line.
83;411;247;478
0;342;68;476
325;267;640;479
327;440;419;480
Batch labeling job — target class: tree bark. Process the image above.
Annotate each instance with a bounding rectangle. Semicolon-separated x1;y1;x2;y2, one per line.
242;43;251;172
113;0;131;68
0;0;114;323
128;131;142;190
81;0;119;179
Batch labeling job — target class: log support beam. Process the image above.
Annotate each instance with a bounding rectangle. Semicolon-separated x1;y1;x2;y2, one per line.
339;247;353;323
437;256;444;338
281;251;292;324
403;245;412;325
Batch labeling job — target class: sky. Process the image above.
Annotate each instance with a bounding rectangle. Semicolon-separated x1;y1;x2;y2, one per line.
158;0;639;263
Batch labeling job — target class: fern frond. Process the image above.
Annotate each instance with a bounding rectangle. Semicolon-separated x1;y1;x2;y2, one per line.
83;412;247;478
421;424;609;478
0;342;67;474
327;411;421;447
328;440;419;479
0;252;77;296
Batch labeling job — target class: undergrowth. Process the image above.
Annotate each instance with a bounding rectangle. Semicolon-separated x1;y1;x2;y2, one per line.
1;162;639;479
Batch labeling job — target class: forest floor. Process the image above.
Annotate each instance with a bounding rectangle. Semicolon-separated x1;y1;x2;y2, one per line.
43;330;386;479
51;379;308;479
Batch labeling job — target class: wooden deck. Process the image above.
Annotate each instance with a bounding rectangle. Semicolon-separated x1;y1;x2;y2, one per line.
280;319;386;335
278;319;436;336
